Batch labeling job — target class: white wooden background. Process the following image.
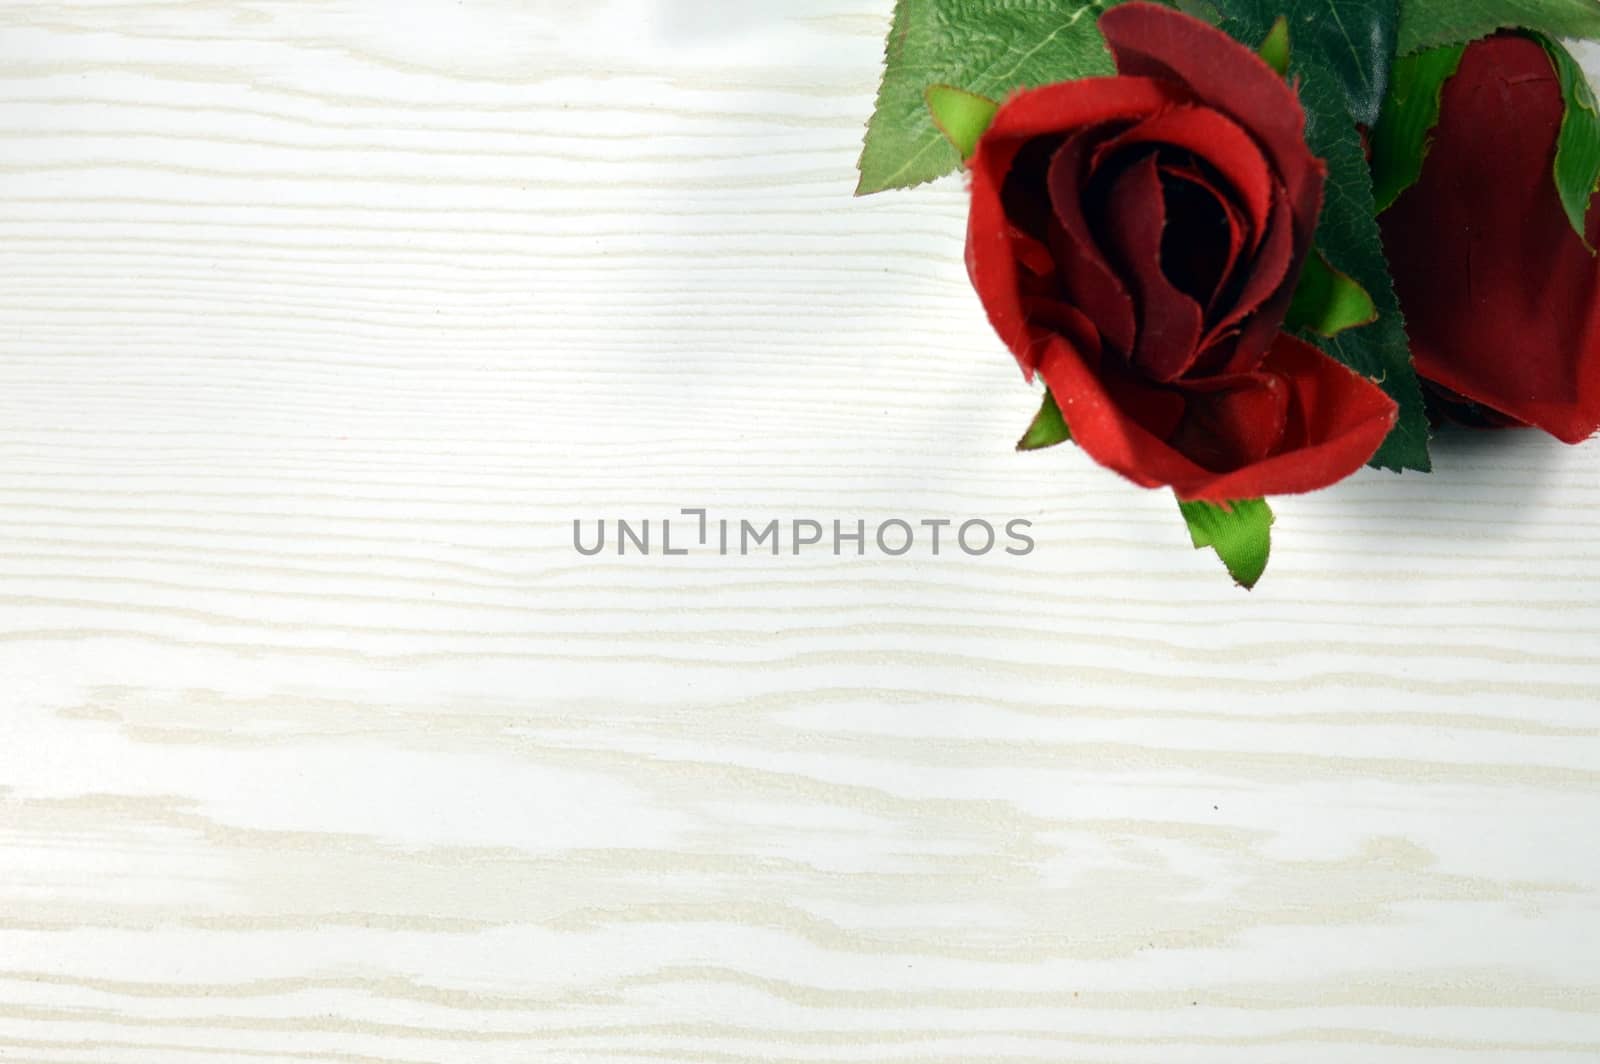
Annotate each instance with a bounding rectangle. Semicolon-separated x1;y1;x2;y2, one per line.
2;2;1600;1061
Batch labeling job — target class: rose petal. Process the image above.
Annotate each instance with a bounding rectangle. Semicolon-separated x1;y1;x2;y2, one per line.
1098;3;1322;384
1218;333;1399;498
1099;153;1205;381
1098;1;1325;276
974;75;1193;152
1100;367;1188;441
1201;189;1296;373
999;135;1065;245
1159;160;1248;309
1168;370;1290;470
1424;380;1525;430
1092;105;1274;237
967;75;1192;379
1022;296;1104;368
1008;228;1057;286
1037;332;1396;500
1046;133;1139;357
1381;34;1600;443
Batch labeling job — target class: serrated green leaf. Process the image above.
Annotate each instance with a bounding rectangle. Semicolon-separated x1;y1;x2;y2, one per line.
1259;16;1292;76
1173;0;1224;23
1177;497;1274;589
1216;31;1431;470
1398;0;1600;55
1300;58;1431;471
1539;34;1600;246
1285;250;1379;336
1212;0;1400;125
1017;389;1072;450
925;84;999;161
857;0;1124;196
1369;43;1467;213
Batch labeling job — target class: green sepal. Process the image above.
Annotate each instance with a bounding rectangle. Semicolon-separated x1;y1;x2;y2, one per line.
1538;34;1600;248
1369;43;1467;213
1017;389;1072;451
1286;250;1379;337
1178;497;1274;590
925;85;999;162
1259;16;1291;76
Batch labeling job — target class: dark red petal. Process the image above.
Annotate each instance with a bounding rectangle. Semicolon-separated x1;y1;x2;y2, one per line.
1038;333;1395;500
1101;368;1188;441
1202;190;1296;372
1425;380;1526;430
1034;335;1197;490
1169;371;1290;470
967;76;1188;380
1381;34;1600;443
1046;134;1139;356
1092;105;1273;235
1159;159;1248;309
1021;296;1104;369
1195;334;1398;499
1013;236;1054;279
1100;153;1204;381
1098;2;1325;275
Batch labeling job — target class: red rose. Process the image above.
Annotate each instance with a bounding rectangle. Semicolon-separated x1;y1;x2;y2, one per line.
1380;34;1600;443
966;1;1398;501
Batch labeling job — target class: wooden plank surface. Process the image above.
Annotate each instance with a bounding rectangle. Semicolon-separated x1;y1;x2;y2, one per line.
1;2;1599;1061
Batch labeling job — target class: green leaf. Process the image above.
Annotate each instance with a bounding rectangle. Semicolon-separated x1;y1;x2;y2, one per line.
1369;43;1467;213
1398;0;1600;55
1178;497;1274;590
1212;0;1400;125
1173;0;1224;23
1285;250;1379;336
857;0;1124;196
1259;16;1292;76
1016;389;1072;450
925;84;999;161
1302;58;1431;471
1225;41;1431;470
1539;34;1600;246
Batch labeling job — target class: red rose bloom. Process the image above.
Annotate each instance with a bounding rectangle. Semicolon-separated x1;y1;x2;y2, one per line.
966;1;1397;501
1381;34;1600;443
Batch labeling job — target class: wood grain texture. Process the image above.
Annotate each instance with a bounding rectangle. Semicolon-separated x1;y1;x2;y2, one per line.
1;3;1599;1061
